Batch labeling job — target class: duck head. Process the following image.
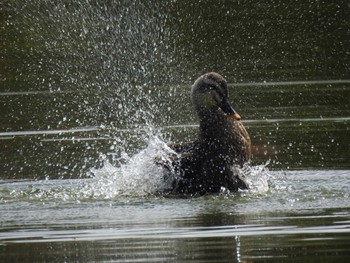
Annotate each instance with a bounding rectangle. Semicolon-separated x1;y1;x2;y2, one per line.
191;72;241;120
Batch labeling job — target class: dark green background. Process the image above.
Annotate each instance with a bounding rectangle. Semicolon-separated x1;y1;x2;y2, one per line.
1;0;349;179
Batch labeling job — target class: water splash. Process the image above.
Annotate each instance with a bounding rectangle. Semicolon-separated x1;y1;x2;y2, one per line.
83;136;176;198
3;1;180;136
84;138;272;199
1;135;272;202
242;162;271;194
217;162;271;197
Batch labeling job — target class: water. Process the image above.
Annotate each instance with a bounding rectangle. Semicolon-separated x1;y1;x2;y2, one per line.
1;0;350;262
1;170;350;261
1;130;349;261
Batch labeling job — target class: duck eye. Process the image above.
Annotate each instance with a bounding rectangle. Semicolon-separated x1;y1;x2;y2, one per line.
207;85;216;91
204;83;226;103
208;85;224;99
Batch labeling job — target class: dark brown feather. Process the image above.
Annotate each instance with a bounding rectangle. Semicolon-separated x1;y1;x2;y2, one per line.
164;72;251;196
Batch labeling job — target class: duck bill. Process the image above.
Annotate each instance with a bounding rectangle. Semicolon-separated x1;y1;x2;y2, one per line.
220;100;241;120
230;113;241;120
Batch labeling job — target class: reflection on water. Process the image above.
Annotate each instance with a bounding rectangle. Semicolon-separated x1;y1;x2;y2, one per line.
1;170;350;261
1;0;350;261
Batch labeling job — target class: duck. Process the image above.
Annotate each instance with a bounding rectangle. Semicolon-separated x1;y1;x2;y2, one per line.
168;72;251;196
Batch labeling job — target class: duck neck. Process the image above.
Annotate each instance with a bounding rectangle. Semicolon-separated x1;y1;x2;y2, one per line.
197;107;230;142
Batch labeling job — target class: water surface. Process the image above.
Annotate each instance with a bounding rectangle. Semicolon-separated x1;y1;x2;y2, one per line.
1;0;350;262
1;170;350;262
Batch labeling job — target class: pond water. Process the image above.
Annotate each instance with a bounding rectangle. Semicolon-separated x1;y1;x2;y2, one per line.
1;169;350;262
1;0;350;262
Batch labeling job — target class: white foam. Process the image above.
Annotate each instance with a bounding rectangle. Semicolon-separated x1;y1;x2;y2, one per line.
242;162;271;194
84;136;176;198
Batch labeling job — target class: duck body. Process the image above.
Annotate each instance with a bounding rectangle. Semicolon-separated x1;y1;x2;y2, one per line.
168;72;251;196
